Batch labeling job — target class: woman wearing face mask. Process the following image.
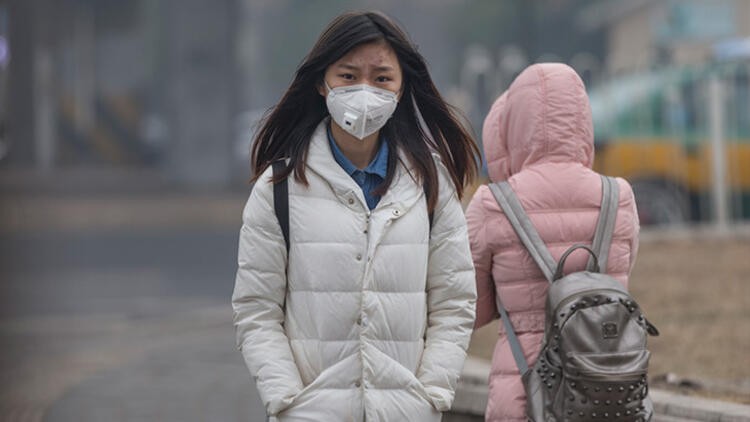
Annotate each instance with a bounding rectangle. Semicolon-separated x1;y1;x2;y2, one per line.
231;11;480;422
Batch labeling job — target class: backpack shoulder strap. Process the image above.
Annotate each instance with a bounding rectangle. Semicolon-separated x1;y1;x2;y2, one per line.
587;176;620;272
495;293;530;375
488;181;557;376
489;181;557;283
272;160;290;254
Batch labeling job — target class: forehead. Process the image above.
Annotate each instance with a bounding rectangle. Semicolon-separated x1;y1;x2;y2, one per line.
333;41;400;69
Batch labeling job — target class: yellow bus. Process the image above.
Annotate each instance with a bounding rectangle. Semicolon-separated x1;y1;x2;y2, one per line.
589;58;750;225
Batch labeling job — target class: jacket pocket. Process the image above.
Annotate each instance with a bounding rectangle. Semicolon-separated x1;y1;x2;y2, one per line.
277;353;360;418
276;388;360;422
365;355;441;422
364;345;436;411
565;350;650;380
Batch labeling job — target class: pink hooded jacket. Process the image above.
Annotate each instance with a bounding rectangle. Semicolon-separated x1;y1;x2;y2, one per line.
466;63;640;422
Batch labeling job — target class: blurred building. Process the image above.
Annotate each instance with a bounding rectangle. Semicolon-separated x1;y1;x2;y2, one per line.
580;0;750;75
3;0;238;191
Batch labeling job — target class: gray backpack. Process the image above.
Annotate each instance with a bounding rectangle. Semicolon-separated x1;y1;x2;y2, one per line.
489;176;659;422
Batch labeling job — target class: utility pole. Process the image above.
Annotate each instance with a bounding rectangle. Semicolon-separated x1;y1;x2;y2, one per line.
708;74;729;232
164;0;236;189
32;0;57;172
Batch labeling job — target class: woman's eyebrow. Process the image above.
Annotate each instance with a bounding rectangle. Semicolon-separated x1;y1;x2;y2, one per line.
336;63;360;71
336;63;395;72
372;65;395;72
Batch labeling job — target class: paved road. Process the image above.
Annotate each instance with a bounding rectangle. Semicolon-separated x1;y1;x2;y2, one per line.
0;228;267;421
0;229;238;318
42;307;265;422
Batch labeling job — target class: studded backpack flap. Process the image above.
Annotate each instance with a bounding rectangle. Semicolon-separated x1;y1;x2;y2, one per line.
489;176;659;422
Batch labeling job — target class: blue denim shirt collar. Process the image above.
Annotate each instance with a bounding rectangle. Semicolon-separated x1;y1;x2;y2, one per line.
327;125;389;179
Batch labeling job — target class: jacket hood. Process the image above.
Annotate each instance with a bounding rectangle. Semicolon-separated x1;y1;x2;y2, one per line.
482;63;594;182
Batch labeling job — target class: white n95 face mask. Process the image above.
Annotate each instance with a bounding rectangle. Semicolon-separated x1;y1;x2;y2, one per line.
325;82;398;140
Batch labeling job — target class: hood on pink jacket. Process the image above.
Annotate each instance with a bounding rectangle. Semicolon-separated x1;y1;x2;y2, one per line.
482;63;594;182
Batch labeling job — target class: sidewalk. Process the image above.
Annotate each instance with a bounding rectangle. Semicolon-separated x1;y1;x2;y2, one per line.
0;192;247;233
19;305;748;422
0;307;266;422
43;307;265;422
0;167;249;234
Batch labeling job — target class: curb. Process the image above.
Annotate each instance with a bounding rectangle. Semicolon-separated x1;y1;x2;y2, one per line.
0;194;246;233
650;389;750;422
451;357;750;421
4;190;750;237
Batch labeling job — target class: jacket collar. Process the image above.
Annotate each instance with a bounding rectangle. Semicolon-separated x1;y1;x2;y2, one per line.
326;123;389;180
306;119;423;215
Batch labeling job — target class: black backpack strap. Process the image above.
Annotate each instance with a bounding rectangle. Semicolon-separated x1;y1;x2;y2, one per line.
425;184;434;231
267;161;289;421
272;160;290;254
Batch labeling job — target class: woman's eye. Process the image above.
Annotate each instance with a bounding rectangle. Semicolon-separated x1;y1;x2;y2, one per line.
376;76;391;83
340;74;355;80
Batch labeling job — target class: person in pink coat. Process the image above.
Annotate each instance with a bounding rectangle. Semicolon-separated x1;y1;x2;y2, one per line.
465;63;641;422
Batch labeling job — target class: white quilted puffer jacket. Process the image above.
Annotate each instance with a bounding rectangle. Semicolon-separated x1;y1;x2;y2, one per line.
232;120;477;421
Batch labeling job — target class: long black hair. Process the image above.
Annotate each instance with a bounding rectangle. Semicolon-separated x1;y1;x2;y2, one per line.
251;11;480;211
